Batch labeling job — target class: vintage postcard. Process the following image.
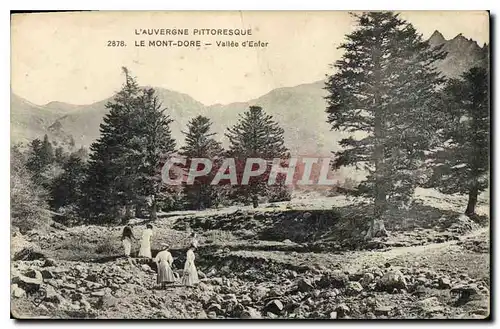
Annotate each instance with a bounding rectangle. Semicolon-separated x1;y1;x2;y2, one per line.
10;10;490;320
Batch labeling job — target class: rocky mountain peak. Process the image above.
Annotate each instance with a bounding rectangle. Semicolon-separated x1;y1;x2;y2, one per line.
428;30;446;46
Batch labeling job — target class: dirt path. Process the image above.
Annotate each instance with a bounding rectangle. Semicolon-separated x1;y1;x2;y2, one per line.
345;226;489;270
223;226;489;279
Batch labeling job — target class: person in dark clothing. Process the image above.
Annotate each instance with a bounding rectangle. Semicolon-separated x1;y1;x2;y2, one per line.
121;225;136;257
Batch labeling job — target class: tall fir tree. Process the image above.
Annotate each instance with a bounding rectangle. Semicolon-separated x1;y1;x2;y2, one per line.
325;12;446;238
427;66;489;216
50;153;87;211
134;88;176;220
226;106;289;208
27;134;55;176
180;115;224;210
83;67;142;222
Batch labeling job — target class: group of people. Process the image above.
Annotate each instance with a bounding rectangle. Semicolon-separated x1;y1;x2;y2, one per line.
121;224;200;288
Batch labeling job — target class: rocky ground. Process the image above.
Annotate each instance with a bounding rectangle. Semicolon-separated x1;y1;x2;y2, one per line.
10;189;490;320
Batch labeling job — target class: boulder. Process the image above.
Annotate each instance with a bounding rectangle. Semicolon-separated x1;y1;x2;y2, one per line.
346;281;363;295
336;304;350;317
374;306;393;316
80;299;92;311
43;258;57;267
416;276;428;286
12;270;43;293
211;277;223;286
69;291;84;302
40;270;55;279
11;284;25;298
317;270;348;289
241;307;262;319
91;290;106;297
251;286;269;301
378;270;407;292
417;297;444;314
45;285;69;306
264;299;284;315
96;293;118;309
266;312;278;319
85;274;99;282
62;283;77;290
450;284;481;302
360;273;375;287
12;235;46;261
206;303;223;315
297;278;315;292
438;277;452;289
365;312;377;319
239;294;252;306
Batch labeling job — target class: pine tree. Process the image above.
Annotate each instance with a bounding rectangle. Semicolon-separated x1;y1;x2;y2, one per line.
180;115;224;210
27;134;55;175
41;134;55;166
54;146;66;164
51;153;87;211
226;106;289;208
83;67;142;222
325;12;446;238
83;69;177;222
427;66;489;216
134;88;176;220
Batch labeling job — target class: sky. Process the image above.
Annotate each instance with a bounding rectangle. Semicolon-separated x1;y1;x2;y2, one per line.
11;11;489;106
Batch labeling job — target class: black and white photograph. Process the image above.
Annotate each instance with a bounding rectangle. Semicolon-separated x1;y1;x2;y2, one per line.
9;10;490;320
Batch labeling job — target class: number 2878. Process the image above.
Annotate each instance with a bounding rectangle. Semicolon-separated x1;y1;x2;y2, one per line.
107;40;126;47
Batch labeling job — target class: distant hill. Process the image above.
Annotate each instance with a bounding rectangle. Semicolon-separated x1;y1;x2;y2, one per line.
43;88;208;149
10;93;79;145
11;31;488;159
208;80;337;156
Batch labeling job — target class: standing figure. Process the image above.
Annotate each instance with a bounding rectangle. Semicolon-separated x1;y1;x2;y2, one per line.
121;225;136;257
154;243;176;288
190;232;199;249
138;224;153;258
181;244;199;286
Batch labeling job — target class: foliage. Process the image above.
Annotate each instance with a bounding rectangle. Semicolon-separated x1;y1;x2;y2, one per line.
83;68;176;222
11;144;51;233
426;66;489;215
325;12;446;237
225;106;290;207
180;115;225;210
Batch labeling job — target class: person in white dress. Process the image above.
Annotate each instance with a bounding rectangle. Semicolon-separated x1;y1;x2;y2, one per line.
181;244;199;286
138;224;153;258
154;243;176;288
190;232;199;249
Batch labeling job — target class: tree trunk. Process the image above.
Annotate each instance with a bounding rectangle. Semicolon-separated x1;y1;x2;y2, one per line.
465;187;479;216
365;217;388;240
367;57;388;240
150;197;157;220
135;202;145;218
124;204;132;219
252;194;259;208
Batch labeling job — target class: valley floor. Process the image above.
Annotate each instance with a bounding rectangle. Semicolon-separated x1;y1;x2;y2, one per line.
11;189;490;320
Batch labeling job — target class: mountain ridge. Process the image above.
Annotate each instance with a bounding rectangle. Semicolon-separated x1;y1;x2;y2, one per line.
11;32;488;156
